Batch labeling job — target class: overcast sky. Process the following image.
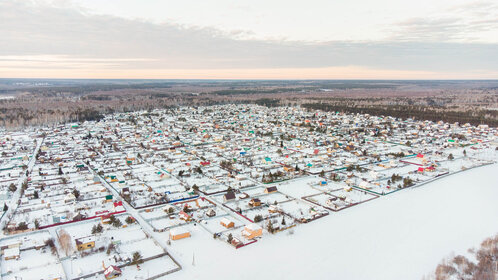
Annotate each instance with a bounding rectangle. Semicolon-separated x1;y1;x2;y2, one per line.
1;0;497;79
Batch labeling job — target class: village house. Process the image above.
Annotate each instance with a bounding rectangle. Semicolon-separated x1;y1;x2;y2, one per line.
242;223;263;239
249;198;261;207
264;186;278;194
104;264;122;279
223;191;236;202
75;236;96;251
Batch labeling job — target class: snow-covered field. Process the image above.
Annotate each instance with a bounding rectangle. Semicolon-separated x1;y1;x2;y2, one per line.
166;163;498;280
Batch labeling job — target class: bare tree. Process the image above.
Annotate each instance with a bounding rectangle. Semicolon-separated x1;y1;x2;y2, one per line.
58;229;73;256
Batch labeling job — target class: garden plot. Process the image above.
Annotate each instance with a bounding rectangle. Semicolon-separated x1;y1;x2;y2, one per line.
172;196;211;209
256;192;292;205
304;188;378;211
226;192;289;211
139;206;172;220
119;238;163;258
11;195;120;229
146;176;183;193
358;180;408;195
9;169;120;229
108;173;190;208
375;162;421;177
241;186;267;196
150;217;188;231
183;174;228;194
1;245;65;280
60;215;146;245
199;182;228;194
242;206;272;221
182;174;214;188
218;175;256;189
437;157;489;173
142;205;189;231
154;220;241;258
58;214;170;279
115;254;179;280
275;176;324;198
0;231;65;280
352;180;399;195
200;214;245;234
278;199;328;223
213;222;259;246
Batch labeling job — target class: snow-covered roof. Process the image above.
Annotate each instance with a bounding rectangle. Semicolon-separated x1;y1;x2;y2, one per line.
4;247;20;258
170;227;189;236
245;223;262;231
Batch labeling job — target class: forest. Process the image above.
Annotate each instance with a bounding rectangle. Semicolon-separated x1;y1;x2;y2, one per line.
0;79;496;128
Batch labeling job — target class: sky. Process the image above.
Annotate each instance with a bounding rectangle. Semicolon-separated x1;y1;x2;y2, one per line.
0;0;497;79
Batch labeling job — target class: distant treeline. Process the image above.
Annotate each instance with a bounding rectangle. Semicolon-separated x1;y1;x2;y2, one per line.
9;83;173;96
317;83;398;89
210;88;307;95
302;103;498;127
253;98;281;107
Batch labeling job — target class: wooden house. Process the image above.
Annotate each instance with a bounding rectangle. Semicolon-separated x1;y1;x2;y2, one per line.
249;198;261;207
179;211;191;221
264;186;277;194
206;208;216;217
242;223;262;239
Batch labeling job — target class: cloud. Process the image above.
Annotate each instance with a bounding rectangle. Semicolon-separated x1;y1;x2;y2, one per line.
0;0;497;78
388;1;498;43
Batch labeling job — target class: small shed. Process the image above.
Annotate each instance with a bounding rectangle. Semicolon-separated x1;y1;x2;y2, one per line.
268;205;281;213
170;228;191;240
3;247;20;260
220;217;234;228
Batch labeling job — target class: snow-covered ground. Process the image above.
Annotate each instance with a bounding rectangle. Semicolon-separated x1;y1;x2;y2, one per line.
166;163;498;280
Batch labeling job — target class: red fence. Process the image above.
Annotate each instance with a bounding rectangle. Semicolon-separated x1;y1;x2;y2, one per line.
38;210;126;230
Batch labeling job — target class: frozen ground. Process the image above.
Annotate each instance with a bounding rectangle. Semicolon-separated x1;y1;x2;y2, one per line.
166;162;498;280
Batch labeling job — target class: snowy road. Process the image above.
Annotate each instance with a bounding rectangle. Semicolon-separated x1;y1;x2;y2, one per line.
0;137;43;234
87;164;183;271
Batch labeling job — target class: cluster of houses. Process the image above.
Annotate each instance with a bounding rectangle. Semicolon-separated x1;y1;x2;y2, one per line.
0;104;496;279
6;132;125;232
0;132;37;217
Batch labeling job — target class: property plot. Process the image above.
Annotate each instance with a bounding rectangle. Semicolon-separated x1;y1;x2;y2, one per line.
304;188;378;211
0;231;65;280
278;199;328;222
57;214;179;279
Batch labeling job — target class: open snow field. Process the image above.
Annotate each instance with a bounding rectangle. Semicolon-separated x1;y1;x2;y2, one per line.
166;163;498;280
